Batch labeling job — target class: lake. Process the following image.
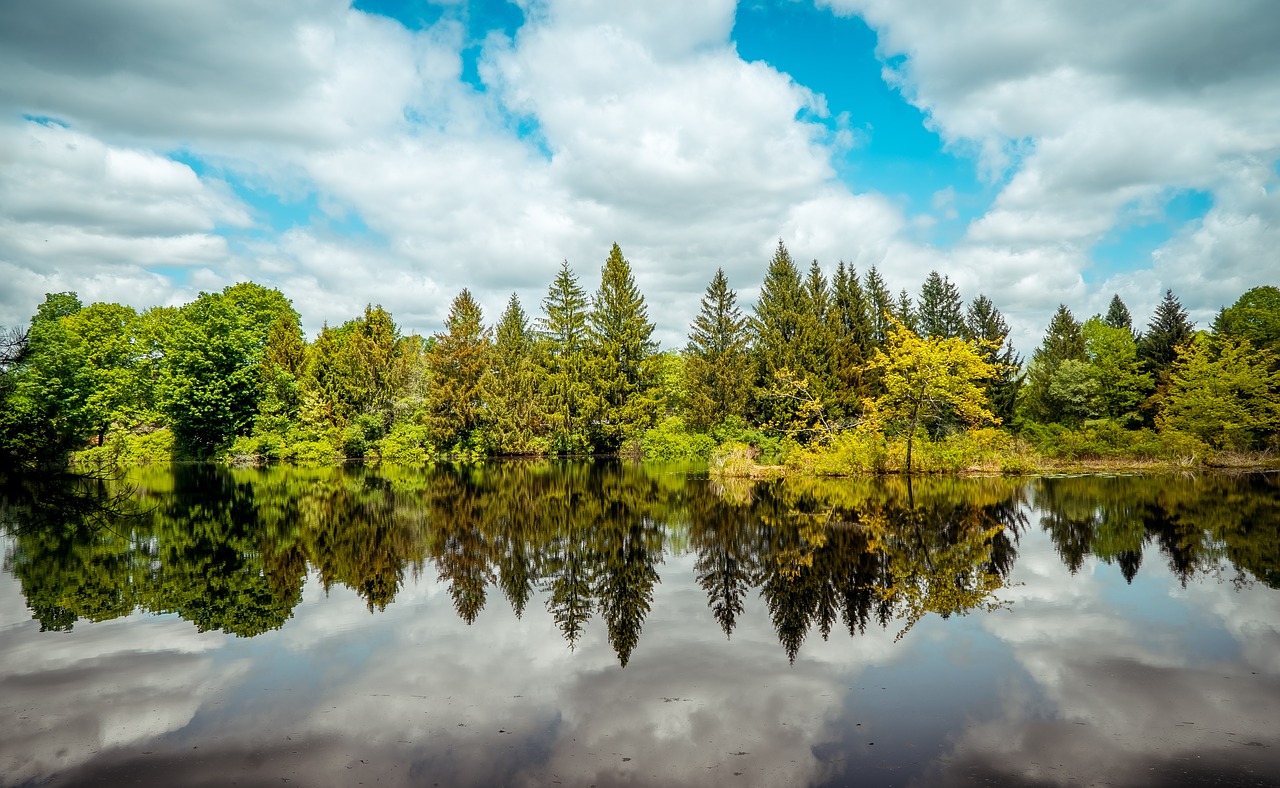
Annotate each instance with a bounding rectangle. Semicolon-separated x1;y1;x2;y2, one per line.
2;463;1278;787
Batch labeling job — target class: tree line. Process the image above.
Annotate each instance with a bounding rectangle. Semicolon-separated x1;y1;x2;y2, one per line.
1;240;1277;472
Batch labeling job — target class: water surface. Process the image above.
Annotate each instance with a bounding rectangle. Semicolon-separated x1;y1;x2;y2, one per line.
2;464;1278;787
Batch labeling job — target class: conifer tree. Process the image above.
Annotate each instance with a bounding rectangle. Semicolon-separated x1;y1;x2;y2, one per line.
797;260;836;405
1022;304;1086;424
830;261;874;418
1138;289;1194;378
894;289;918;334
864;266;894;347
917;271;966;338
685;268;749;430
490;294;547;453
1104;294;1134;334
585;243;659;452
425;290;492;451
750;240;807;427
538;261;591;452
965;294;1023;425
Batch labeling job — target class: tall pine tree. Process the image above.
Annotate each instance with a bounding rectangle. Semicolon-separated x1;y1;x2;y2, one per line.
1022;304;1086;424
684;268;750;430
917;271;966;339
965;294;1022;425
749;240;806;428
585;243;659;452
490;294;547;454
538;261;591;453
830;261;874;419
864;266;894;348
425;290;492;451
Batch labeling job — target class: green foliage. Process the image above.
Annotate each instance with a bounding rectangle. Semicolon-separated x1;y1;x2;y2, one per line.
1138;289;1194;383
750;240;806;425
917;271;966;338
965;294;1022;425
489;294;549;455
1157;335;1280;451
375;422;437;463
1214;285;1280;354
74;427;176;467
863;266;894;348
538;260;592;452
1022;304;1086;424
641;417;717;461
1104;293;1134;333
425;289;493;452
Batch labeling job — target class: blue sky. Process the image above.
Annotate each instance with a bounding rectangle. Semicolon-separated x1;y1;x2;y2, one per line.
1;0;1278;353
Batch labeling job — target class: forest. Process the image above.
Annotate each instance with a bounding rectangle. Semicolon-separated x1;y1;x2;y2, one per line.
1;241;1278;474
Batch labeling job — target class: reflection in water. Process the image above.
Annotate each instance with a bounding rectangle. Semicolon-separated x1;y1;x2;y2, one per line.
4;465;1278;661
2;466;1280;787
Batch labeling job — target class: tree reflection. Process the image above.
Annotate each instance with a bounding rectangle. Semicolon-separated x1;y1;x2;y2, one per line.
4;464;1277;660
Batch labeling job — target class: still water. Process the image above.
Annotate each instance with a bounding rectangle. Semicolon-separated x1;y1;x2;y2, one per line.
1;463;1278;787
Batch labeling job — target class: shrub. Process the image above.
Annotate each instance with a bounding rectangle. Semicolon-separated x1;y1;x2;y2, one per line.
642;417;717;461
375;423;436;464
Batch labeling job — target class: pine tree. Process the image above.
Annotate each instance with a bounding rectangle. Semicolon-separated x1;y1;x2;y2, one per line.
585;243;659;452
1022;304;1086;424
917;271;966;338
750;240;806;426
684;268;749;430
1138;289;1194;377
864;266;894;348
538;261;591;453
425;289;492;451
830;261;874;419
1104;294;1134;334
965;294;1023;425
490;294;547;454
797;260;836;405
894;289;918;334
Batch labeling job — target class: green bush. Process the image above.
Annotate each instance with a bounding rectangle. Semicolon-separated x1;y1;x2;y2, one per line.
282;439;341;464
375;423;436;464
74;427;175;467
642;417;717;461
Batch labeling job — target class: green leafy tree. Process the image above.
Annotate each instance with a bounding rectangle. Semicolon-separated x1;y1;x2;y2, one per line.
1081;317;1151;424
684;268;750;430
1214;285;1280;355
917;271;966;339
866;318;998;473
1157;336;1280;451
425;289;493;452
584;243;660;452
538;261;591;453
254;311;307;437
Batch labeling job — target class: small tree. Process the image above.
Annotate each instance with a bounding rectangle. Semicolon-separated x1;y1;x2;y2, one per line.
866;318;998;473
1157;336;1280;451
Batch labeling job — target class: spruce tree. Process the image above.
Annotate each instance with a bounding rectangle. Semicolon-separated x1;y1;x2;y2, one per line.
864;266;894;347
830;261;874;418
490;294;547;453
1138;289;1194;375
797;260;836;405
585;243;659;452
965;294;1023;424
1022;304;1086;424
917;271;966;338
538;261;591;452
749;240;806;426
425;290;492;451
1104;294;1134;334
685;268;749;430
894;289;918;334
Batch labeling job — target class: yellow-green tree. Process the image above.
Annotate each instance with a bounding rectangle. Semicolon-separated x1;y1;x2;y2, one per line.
1156;335;1280;450
866;318;998;473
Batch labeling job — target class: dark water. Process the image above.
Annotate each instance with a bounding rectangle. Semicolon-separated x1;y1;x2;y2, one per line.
2;463;1279;787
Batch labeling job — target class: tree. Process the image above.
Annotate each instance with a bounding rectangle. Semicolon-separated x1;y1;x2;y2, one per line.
750;240;806;427
538;261;591;453
1138;289;1194;379
796;260;836;406
894;289;918;334
965;294;1022;425
917;271;966;339
1157;336;1280;451
1214;285;1280;355
863;266;894;348
584;243;659;452
1081;317;1151;424
1104;294;1134;334
684;268;750;430
61;302;139;445
425;289;493;451
1022;304;1086;424
866;318;998;473
830;261;874;418
490;294;548;454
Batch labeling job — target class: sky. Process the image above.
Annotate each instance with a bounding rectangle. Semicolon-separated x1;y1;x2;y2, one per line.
2;0;1279;355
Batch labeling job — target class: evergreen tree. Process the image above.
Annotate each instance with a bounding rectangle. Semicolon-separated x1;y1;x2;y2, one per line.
584;243;659;452
750;240;806;426
797;260;836;406
894;289;918;334
1138;289;1194;379
684;268;750;430
538;261;591;452
863;266;894;347
490;294;547;454
830;261;874;418
1104;294;1134;334
965;294;1023;425
425;290;493;451
917;271;966;339
1022;304;1086;424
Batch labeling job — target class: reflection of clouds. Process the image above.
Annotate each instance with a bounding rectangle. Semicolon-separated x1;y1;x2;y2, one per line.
928;517;1280;787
